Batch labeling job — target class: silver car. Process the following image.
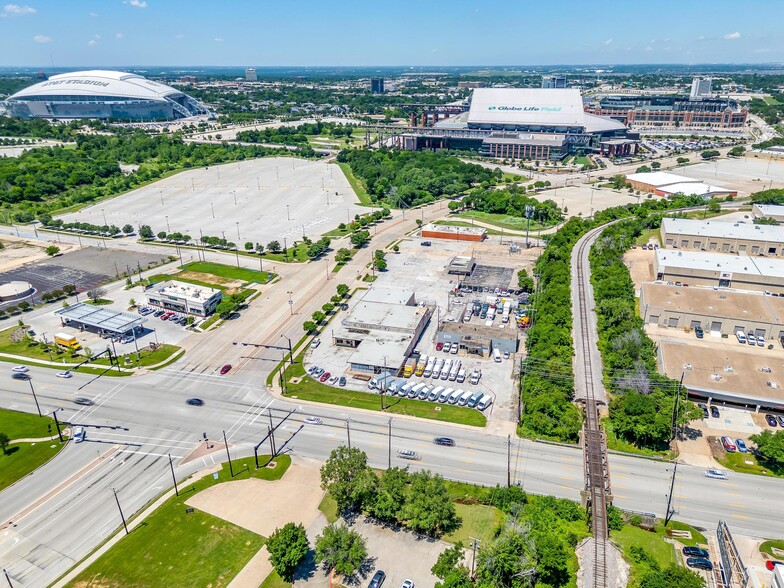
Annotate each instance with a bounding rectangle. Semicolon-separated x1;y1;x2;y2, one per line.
397;449;420;461
704;468;728;480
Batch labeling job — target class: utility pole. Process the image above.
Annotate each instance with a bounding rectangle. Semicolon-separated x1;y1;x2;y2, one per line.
469;537;481;580
223;430;234;477
112;488;129;535
387;418;392;469
52;409;63;442
168;454;179;496
507;434;512;488
346;418;351;448
27;379;42;417
524;204;534;249
664;461;678;525
268;425;276;458
3;568;12;588
670;372;685;442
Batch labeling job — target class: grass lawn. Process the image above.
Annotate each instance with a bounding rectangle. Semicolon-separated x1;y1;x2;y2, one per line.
574;155;592;167
259;570;290;588
454;210;557;232
499;172;530;183
443;503;504;545
336;162;372;206
97;344;182;370
84;298;114;306
662;520;707;548
322;226;352;238
0;324;81;364
67;455;290;588
433;220;502;236
318;493;339;524
611;525;676;569
182;261;271;286
634;228;662;246
0;407;59;440
760;539;784;558
0;440;65;492
263;242;310;263
718;451;784;478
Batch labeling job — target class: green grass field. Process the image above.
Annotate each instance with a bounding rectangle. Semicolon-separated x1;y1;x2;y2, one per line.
68;455;290;588
336;162;372;206
611;525;676;569
182;261;271;285
443;503;504;545
0;440;65;492
760;539;784;558
718;450;784;478
454;210;557;232
0;407;58;439
262;242;310;263
318;493;339;523
259;570;290;588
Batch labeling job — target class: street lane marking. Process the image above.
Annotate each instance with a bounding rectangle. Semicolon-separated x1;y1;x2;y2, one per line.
117;449;186;458
730;514;749;519
727;503;746;509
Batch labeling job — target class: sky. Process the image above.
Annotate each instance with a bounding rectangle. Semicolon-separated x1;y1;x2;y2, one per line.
0;0;782;67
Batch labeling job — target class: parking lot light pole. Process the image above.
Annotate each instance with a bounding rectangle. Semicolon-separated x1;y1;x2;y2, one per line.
346;418;351;448
235;221;240;240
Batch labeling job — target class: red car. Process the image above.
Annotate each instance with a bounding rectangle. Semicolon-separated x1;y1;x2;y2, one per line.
161;313;169;320
436;342;444;351
220;364;231;375
319;372;331;382
766;561;783;570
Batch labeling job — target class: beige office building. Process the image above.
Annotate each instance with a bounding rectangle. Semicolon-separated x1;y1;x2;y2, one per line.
660;218;784;257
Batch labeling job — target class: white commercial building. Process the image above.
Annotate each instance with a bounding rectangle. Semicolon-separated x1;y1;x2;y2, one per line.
752;203;784;222
690;77;712;100
145;280;222;316
660;218;784;256
627;172;737;198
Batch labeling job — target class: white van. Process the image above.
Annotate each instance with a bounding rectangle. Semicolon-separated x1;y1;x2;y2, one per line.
477;394;494;411
409;383;425;398
448;389;463;404
467;391;484;408
441;360;452;380
456;368;466;383
735;331;747;344
432;359;444;379
458;390;473;406
427;386;441;401
399;383;414;397
387;379;405;395
438;387;454;403
418;385;431;400
493;348;502;363
469;370;481;385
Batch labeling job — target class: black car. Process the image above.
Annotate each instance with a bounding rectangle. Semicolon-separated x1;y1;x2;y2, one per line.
433;437;456;447
11;372;30;381
765;414;778;427
368;570;386;588
686;557;713;571
73;397;94;406
187;398;205;406
779;415;784;428
698;403;709;419
682;547;710;558
694;326;704;339
710;406;720;419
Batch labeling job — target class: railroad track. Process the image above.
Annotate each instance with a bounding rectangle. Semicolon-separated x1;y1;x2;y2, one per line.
574;224;612;588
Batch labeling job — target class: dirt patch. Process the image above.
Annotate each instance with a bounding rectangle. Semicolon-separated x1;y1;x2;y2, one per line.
0;236;78;273
707;436;727;462
185;458;324;538
622;248;656;292
177;270;244;290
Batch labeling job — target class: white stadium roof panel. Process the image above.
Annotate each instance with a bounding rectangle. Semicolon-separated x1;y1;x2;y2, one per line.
467;88;586;126
10;70;184;101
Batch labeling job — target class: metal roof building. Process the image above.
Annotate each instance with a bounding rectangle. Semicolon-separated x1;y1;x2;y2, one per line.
54;302;146;335
5;70;210;120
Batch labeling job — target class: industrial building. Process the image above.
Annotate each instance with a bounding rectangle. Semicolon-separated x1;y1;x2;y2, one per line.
460;264;517;294
421;223;487;242
447;256;476;276
331;287;432;375
436;321;518;357
4;70;210;120
660;218;784;256
654;249;784;293
626;171;738;198
752;204;784;222
392;88;637;160
641;282;784;342
145;281;222;316
585;95;747;129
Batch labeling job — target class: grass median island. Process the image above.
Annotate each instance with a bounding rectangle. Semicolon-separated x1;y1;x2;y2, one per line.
0;407;58;439
336;161;372;206
67;455;290;588
760;539;784;558
149;261;272;290
0;408;66;492
454;210;557;232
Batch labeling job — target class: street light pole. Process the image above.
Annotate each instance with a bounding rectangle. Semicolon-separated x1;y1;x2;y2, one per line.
507;434;512;487
287;291;294;316
387;418;392;469
346;418;351;448
223;430;234;477
112;488;129;535
28;378;41;417
280;334;293;367
52;409;63;442
168;453;179;496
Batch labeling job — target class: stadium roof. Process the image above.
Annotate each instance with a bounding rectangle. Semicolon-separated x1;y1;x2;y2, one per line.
54;302;146;334
627;171;695;187
467;88;586;126
10;70;187;101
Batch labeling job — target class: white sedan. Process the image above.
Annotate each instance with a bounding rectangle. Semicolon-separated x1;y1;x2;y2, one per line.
704;468;728;480
12;365;29;373
304;416;323;425
56;371;73;378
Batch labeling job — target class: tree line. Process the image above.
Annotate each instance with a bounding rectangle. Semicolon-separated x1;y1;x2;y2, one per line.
337;149;500;208
236;121;358;146
461;185;564;225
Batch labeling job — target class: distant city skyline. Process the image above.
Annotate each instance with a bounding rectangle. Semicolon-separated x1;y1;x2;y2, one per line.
0;0;782;67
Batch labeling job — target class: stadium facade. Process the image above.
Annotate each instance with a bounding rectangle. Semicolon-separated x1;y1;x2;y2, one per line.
585;95;747;129
4;70;210;121
393;88;637;161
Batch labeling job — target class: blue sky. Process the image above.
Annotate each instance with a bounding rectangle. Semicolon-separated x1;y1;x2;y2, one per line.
0;0;782;67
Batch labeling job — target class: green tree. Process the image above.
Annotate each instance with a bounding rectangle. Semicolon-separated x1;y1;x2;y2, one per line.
315;523;367;577
517;268;534;292
138;225;154;239
676;157;690;165
45;245;60;257
267;240;282;253
336;284;350;297
312;311;326;324
368;467;408;522
320;446;377;512
303;320;317;334
244;241;254;252
392;244;400;253
330;295;342;305
749;430;784;468
322;303;335;314
432;542;467;580
448;201;460;212
266;522;309;581
611;174;627;190
729;145;746;157
476;528;537;588
350;230;370;248
635;165;651;174
401;471;460;536
701;149;720;160
255;243;265;254
157;231;167;240
122;224;134;234
0;432;9;455
707;200;721;213
639;563;704;588
374;258;387;272
651;161;661;169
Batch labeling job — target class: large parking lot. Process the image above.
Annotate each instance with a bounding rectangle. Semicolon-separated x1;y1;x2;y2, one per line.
675;155;784;194
57;157;367;248
306;235;532;426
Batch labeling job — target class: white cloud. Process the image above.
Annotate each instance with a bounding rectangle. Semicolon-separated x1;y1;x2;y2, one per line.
754;48;771;53
603;38;613;46
89;11;98;16
723;31;741;40
696;35;705;41
88;39;97;47
175;33;185;39
644;45;653;52
115;32;124;39
123;0;147;7
94;34;101;39
430;48;438;53
4;4;36;15
33;34;51;43
214;37;224;42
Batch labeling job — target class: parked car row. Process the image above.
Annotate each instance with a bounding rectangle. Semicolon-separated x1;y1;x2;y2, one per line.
735;330;765;347
138;306;189;326
373;378;493;411
720;435;750;453
307;366;347;387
